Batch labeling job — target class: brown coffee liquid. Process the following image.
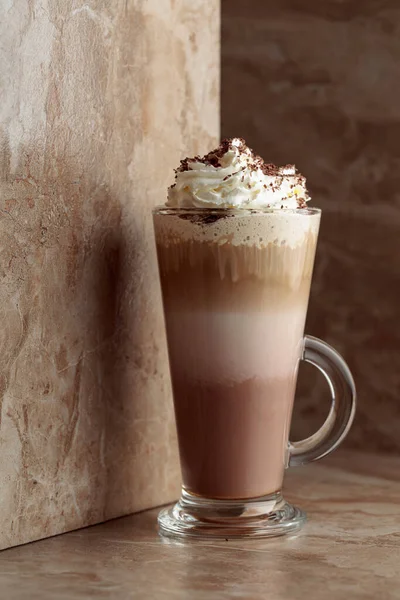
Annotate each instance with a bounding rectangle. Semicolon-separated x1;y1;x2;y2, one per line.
154;211;319;500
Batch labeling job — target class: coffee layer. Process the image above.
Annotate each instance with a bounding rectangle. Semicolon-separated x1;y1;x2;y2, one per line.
174;377;296;499
154;211;319;310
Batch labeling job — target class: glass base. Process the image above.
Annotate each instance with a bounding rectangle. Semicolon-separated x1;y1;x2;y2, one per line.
158;489;306;540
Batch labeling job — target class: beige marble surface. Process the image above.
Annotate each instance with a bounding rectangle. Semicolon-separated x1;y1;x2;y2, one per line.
0;451;399;599
222;0;400;453
0;0;219;549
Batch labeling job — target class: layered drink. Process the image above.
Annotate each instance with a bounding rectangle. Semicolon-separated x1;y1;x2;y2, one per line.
154;139;320;500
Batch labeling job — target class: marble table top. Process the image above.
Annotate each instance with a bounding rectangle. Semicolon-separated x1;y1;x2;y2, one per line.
1;451;399;599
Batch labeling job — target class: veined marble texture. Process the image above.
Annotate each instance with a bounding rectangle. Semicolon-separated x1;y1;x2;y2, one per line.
0;451;398;599
0;0;219;549
222;0;400;454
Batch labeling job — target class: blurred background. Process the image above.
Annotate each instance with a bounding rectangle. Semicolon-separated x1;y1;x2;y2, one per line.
222;0;400;454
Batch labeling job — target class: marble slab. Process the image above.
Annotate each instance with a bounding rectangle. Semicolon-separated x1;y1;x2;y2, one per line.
0;0;219;549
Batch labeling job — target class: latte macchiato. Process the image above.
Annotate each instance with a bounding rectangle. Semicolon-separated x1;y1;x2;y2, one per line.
154;208;319;499
155;138;355;539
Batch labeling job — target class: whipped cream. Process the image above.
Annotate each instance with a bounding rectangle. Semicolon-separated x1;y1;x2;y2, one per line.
167;138;310;209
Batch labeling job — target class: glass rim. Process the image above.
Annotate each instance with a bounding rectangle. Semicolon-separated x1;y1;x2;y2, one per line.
153;205;321;216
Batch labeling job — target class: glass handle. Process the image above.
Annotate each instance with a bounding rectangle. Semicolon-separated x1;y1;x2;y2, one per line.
289;335;356;467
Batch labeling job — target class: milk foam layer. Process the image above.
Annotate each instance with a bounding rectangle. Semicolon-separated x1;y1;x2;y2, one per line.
167;138;310;210
154;210;319;249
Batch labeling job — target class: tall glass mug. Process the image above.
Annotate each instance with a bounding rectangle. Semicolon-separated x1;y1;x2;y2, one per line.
153;207;356;539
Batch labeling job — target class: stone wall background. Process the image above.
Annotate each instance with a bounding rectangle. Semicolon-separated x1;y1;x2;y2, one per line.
0;0;219;549
222;0;400;454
